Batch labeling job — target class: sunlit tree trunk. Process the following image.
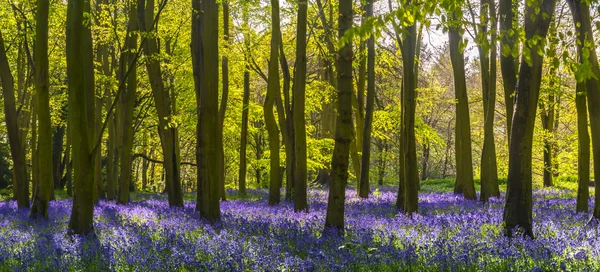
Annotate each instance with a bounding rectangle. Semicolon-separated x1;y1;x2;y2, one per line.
218;1;230;201
478;0;500;202
238;3;251;197
449;12;476;200
117;2;138;205
265;0;282;205
325;0;353;232
359;0;376;199
138;0;184;207
499;0;518;142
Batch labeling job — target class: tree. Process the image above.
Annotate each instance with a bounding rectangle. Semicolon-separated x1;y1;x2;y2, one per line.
396;1;421;215
448;8;476;200
238;2;251;197
67;0;95;235
567;0;600;219
0;31;29;209
265;0;282;205
293;0;308;212
472;0;500;202
324;0;353;232
499;0;518;141
138;0;184;207
503;0;556;237
218;0;230;201
31;0;53;218
117;1;139;205
192;0;220;221
358;0;376;199
574;81;589;212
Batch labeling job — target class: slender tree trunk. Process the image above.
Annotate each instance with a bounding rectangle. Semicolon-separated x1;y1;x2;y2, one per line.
0;31;29;208
568;0;600;218
138;0;184;207
218;1;230;201
575;82;589;212
293;0;308;211
359;0;376;198
540;94;555;187
324;0;353;232
192;0;221;221
265;0;282;205
238;4;251;197
32;97;39;195
117;3;138;205
479;0;500;202
449;14;476;200
499;0;518;142
503;0;556;237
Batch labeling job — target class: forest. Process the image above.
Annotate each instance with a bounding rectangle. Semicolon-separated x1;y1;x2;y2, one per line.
0;0;599;269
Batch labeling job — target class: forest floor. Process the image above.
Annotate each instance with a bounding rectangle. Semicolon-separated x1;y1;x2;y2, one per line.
0;179;598;271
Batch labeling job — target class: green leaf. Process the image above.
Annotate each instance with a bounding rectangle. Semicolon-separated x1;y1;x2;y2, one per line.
502;44;511;57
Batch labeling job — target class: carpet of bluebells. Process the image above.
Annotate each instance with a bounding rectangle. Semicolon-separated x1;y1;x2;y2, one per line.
0;187;599;271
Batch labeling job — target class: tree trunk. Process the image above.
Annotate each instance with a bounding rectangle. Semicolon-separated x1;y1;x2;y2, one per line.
192;0;221;221
265;0;282;205
31;0;53;218
325;0;352;232
449;15;476;200
359;0;375;199
503;0;556;237
499;0;518;142
568;0;600;218
575;82;589;212
238;4;251;197
293;0;308;211
218;1;230;201
478;0;500;202
400;20;419;215
540;94;555;187
67;0;95;235
117;3;138;205
138;0;184;207
0;31;29;208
